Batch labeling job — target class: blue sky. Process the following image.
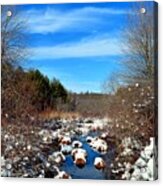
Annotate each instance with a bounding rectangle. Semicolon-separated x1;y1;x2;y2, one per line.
13;2;152;93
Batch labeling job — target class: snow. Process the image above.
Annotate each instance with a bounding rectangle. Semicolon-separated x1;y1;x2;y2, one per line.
121;137;157;180
54;171;71;179
94;157;105;169
48;151;65;164
60;136;71;144
60;144;72;154
72;140;83;148
88;137;108;154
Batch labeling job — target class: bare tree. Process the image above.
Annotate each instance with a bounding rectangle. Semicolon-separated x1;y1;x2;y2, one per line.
1;6;29;118
102;73;121;94
1;5;28;91
1;5;28;66
103;2;157;95
120;2;158;85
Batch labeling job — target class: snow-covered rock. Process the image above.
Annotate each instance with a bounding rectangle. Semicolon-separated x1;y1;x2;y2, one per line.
48;151;65;164
72;148;87;157
60;144;72;154
100;133;108;140
135;157;147;167
38;129;53;144
86;136;93;143
60;136;71;145
94;157;105;169
72;140;82;148
89;137;108;154
71;148;87;168
76;127;90;136
121;137;157;180
54;171;71;179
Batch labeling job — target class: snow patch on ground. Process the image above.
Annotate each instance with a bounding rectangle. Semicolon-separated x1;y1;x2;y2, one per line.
121;137;157;180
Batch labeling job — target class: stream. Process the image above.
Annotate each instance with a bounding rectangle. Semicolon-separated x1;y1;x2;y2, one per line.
60;133;114;179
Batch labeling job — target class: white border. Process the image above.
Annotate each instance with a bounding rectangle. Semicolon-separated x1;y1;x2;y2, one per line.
0;0;162;186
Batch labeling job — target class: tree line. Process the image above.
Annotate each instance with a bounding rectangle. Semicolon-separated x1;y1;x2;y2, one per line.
2;63;69;119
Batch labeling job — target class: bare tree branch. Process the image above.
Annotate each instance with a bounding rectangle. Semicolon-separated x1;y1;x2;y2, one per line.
120;3;156;85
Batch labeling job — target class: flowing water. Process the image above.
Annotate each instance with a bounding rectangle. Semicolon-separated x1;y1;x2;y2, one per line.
60;134;114;179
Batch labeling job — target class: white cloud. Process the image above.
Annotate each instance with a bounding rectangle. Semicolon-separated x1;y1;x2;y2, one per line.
25;6;129;34
29;35;123;59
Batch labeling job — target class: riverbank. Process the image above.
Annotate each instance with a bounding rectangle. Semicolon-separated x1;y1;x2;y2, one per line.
1;116;157;180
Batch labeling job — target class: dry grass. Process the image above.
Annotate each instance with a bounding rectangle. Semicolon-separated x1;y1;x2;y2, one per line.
39;109;81;120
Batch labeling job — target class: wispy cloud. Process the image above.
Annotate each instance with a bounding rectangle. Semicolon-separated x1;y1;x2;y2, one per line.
25;6;129;34
29;34;123;59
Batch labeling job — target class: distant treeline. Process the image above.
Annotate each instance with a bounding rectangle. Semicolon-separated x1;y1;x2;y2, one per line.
71;93;111;117
2;63;113;119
